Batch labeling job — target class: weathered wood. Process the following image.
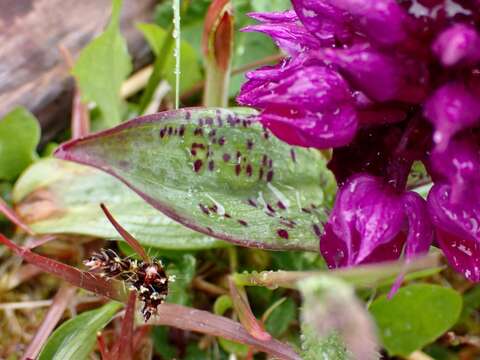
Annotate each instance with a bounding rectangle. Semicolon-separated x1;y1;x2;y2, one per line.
0;0;156;141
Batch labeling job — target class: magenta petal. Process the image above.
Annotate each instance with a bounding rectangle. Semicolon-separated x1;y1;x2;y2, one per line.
315;45;428;103
429;139;480;202
432;23;480;66
291;0;352;42
238;62;359;149
262;105;358;149
247;11;298;23
320;175;405;267
428;184;480;281
292;0;409;45
424;83;480;151
242;22;322;55
402;192;434;259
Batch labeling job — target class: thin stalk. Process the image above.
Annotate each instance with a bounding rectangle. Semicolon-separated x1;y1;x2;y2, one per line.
22;285;77;360
148;303;300;360
172;0;181;109
233;253;442;289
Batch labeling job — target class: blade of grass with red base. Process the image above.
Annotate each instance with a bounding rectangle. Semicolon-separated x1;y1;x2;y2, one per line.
228;277;271;341
100;203;150;262
111;291;136;360
22;284;77;360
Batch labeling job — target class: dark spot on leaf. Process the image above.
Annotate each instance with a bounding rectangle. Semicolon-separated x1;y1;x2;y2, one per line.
290;149;297;162
194;128;203;136
185;111;191;120
262;155;268;167
277;229;289;239
277;201;286;210
313;224;322;238
210;204;218;213
191;149;197;156
266;170;274;182
224;213;232;218
179;125;186;136
192;143;205;150
246;139;254;150
205;117;213;126
301;207;311;214
208;160;215;171
246;164;253;177
209;129;216;138
268;159;273;168
159;128;166;138
218;137;226;146
193;159;203;172
223;153;231;162
199;204;210;215
198;118;204;126
267;204;276;213
235;164;241;176
238;219;248;227
258;168;264;180
206;226;213;233
168;127;173;135
247;199;257;207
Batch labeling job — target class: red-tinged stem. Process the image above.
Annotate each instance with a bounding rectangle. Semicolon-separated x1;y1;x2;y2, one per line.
228;277;271;341
0;197;34;235
132;325;151;353
0;234;128;302
59;44;90;139
112;292;136;360
71;89;90;139
22;284;77;360
97;333;111;360
202;0;233;107
99;203;150;263
149;304;300;360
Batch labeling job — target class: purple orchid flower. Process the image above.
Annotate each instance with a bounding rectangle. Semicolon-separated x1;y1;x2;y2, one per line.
237;0;480;282
320;174;433;268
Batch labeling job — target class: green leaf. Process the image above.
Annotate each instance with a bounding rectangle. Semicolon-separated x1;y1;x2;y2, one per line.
13;158;226;250
39;302;122;360
55;108;336;251
265;297;297;337
298;276;378;359
249;0;291;12
166;254;196;305
72;0;132;126
137;23;202;94
0;107;40;180
369;284;463;356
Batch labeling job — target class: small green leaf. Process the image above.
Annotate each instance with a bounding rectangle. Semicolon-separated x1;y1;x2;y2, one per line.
13;159;226;250
265;297;297;337
370;284;463;356
0;107;40;180
55;108;337;251
137;23;202;93
39;302;122;360
166;254;196;305
72;0;132;126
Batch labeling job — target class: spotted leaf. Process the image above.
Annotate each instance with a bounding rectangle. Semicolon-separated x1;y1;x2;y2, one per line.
55;108;336;251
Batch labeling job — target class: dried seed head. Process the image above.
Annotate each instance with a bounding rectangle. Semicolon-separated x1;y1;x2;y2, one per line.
84;249;169;322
